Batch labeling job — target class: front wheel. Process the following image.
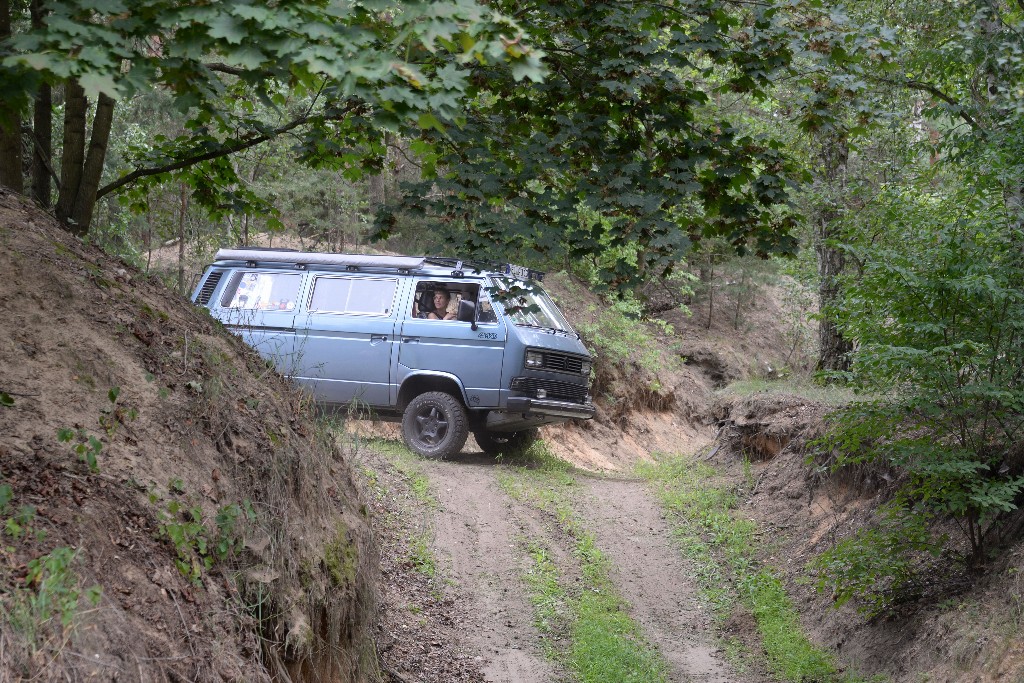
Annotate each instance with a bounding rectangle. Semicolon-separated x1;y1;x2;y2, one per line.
473;428;539;456
401;392;469;459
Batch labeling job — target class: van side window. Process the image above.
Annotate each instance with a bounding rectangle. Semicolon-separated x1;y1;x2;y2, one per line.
478;292;497;324
309;277;397;316
221;272;302;310
413;282;481;321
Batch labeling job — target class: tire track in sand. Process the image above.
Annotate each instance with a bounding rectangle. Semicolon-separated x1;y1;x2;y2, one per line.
575;476;742;682
424;451;753;683
425;452;559;683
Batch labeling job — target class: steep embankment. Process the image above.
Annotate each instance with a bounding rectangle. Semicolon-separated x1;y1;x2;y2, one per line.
709;390;1024;683
0;189;378;682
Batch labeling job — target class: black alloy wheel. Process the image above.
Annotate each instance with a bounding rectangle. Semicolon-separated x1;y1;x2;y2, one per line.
401;391;469;458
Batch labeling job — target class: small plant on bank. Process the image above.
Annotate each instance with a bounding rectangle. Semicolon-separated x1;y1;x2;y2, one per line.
56;427;102;472
576;294;675;376
810;503;944;618
151;488;255;586
3;546;103;649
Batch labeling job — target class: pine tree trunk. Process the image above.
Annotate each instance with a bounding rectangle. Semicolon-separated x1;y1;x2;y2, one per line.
0;0;24;193
815;130;852;374
29;0;51;206
56;82;87;230
70;93;115;231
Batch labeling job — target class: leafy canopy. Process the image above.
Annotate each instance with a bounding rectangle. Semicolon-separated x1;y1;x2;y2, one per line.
375;0;903;290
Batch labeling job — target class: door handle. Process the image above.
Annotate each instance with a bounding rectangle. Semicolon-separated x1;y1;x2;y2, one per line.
402;337;420;343
370;335;389;343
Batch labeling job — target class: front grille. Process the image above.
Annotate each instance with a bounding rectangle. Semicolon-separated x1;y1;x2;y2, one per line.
511;377;588;403
196;270;224;305
539;352;584;374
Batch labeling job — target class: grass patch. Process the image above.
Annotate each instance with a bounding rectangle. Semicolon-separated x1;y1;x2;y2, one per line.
503;443;668;683
351;436;441;577
719;378;861;405
639;454;877;683
364;437;437;509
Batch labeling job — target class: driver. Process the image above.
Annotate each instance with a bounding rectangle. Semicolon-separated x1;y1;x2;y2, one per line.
420;287;456;320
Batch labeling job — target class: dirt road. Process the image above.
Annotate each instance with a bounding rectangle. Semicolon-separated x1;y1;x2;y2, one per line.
421;449;751;683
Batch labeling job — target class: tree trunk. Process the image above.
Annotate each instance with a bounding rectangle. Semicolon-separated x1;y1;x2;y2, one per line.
0;0;24;193
56;82;87;229
70;93;115;230
29;0;51;206
31;84;52;206
177;183;188;294
815;129;852;375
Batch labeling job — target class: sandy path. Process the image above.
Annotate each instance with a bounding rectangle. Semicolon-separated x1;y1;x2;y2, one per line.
417;445;759;683
576;476;737;682
425;452;559;683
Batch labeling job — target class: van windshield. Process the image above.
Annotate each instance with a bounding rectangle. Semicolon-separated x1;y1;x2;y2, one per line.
492;279;573;332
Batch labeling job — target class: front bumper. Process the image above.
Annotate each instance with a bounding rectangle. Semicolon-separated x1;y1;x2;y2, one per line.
504;397;596;420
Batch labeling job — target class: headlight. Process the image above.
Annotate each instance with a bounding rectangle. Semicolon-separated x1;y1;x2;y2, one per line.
580;360;592;376
525;351;544;368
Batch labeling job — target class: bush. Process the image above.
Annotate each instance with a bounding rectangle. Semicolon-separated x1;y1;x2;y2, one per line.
823;177;1024;567
810;503;943;617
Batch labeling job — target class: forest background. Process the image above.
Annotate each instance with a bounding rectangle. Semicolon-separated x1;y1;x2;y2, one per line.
1;0;1024;619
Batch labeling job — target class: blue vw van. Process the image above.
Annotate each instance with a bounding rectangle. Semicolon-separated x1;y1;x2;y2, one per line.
191;249;595;458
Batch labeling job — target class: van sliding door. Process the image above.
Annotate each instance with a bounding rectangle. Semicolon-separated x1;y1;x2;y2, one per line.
291;276;398;408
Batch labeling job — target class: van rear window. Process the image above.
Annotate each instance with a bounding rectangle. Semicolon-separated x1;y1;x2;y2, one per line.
308;277;397;316
221;272;302;310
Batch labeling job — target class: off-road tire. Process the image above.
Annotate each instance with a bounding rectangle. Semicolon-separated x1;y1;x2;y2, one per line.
473;428;539;456
401;391;469;459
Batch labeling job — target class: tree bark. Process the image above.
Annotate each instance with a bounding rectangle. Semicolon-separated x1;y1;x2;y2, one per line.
56;82;86;229
0;0;24;193
178;183;188;294
31;84;52;205
815;128;852;375
29;0;51;207
70;93;115;231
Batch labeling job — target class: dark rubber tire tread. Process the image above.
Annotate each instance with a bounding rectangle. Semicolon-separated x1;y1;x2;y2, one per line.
401;391;469;459
473;428;539;456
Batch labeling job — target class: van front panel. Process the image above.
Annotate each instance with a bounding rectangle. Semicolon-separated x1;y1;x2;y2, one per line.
398;278;505;408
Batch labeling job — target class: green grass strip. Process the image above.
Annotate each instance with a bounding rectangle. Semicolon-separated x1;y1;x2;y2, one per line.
639;454;868;683
504;443;668;683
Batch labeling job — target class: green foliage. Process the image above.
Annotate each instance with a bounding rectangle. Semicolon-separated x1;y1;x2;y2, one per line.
0;482;12;511
152;491;255;586
576;295;672;375
825;171;1024;562
382;0;846;290
56;427;102;473
3;546;102;647
811;504;942;617
1;0;546;231
4;504;41;542
0;392;14;407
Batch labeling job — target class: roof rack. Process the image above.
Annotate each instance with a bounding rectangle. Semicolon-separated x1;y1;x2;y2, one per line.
214;248;425;271
424;257;545;281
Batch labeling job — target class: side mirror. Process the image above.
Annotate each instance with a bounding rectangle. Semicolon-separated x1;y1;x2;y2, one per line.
457;299;478;330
